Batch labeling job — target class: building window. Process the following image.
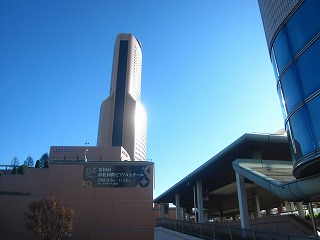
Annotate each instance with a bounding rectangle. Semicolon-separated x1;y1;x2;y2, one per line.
279;64;303;113
295;39;320;99
273;29;292;74
286;0;320;56
306;96;320;149
287;106;314;161
112;40;129;146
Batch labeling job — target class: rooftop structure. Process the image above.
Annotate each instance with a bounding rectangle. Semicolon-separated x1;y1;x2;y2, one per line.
48;146;131;162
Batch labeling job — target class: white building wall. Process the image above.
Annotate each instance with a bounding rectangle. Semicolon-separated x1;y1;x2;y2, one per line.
135;102;147;161
97;97;114;147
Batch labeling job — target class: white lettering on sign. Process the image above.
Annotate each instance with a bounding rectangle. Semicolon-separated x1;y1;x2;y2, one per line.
54;148;72;152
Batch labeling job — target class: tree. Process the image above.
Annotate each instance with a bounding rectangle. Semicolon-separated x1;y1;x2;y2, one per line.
11;156;19;166
25;196;74;240
44;160;49;168
24;155;34;167
35;160;40;168
39;153;48;168
11;166;17;174
17;165;27;174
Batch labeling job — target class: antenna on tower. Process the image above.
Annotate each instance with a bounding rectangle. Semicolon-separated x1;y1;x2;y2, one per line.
85;140;89;162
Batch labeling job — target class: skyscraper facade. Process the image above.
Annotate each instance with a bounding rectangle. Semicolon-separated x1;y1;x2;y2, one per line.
97;33;147;161
258;0;320;178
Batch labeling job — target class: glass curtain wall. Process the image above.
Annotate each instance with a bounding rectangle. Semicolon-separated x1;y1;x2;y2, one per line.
271;0;320;178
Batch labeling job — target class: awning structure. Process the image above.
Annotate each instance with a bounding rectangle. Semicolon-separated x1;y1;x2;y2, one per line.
154;133;298;217
233;159;320;202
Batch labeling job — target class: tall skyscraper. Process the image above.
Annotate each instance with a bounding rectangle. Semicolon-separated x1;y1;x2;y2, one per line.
97;33;147;161
258;0;320;178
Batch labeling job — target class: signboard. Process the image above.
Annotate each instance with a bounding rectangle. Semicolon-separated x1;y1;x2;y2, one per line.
83;164;151;188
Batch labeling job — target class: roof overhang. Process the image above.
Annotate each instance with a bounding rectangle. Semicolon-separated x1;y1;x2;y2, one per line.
154;133;292;213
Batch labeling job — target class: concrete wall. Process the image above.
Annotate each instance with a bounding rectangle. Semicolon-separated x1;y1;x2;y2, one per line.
0;162;154;240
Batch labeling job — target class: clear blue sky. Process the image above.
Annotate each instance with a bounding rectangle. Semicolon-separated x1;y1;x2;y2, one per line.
0;0;284;198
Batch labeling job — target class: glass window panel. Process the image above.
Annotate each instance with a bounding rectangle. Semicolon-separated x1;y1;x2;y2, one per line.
287;107;314;160
285;122;298;164
279;64;303;113
271;48;279;79
277;81;288;119
273;29;292;74
306;96;320;149
286;0;320;56
112;40;128;146
295;39;320;98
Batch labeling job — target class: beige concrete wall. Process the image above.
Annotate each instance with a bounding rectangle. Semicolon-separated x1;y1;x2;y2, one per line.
0;162;154;240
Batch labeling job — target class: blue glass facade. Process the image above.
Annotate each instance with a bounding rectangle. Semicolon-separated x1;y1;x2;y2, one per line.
112;40;128;146
270;0;320;178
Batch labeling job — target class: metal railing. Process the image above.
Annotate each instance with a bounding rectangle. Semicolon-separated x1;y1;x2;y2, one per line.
155;218;319;240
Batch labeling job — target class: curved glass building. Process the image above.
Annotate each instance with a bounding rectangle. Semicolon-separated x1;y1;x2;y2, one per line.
258;0;320;178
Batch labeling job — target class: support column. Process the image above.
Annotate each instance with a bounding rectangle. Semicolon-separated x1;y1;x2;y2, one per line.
186;212;190;221
308;202;318;237
182;208;186;221
175;193;181;220
193;186;197;222
290;202;295;212
297;202;304;217
196;180;204;223
236;172;250;229
254;194;261;218
219;209;223;223
160;202;165;218
204;211;208;222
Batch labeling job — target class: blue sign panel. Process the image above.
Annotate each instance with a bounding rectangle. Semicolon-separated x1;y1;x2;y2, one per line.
83;164;151;188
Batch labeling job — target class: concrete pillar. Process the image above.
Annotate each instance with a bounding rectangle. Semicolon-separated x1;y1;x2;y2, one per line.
308;202;318;237
186;212;190;221
182;208;186;221
175;193;181;220
219;209;223;223
236;172;250;229
297;202;304;217
193;186;197;222
160;202;165;218
204;211;208;222
290;202;295;212
196;180;204;223
254;194;261;218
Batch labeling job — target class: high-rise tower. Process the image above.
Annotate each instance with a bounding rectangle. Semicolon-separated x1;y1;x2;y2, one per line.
97;33;147;161
258;0;320;178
